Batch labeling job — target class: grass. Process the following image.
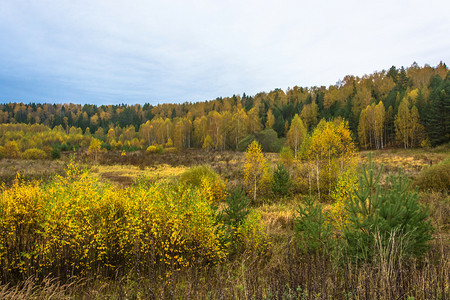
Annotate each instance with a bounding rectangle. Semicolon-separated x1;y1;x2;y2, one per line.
0;159;65;185
88;163;188;185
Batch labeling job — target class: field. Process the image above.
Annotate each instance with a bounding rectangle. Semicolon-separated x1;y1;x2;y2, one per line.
0;146;449;299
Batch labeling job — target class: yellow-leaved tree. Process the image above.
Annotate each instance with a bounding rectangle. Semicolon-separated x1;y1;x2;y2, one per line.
244;141;266;201
300;119;356;201
286;114;307;157
87;138;103;163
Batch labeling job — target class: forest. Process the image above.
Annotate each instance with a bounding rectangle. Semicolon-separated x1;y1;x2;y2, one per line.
0;62;449;299
0;62;449;160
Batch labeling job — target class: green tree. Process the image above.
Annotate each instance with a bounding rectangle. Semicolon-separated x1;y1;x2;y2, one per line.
344;157;433;261
271;164;291;196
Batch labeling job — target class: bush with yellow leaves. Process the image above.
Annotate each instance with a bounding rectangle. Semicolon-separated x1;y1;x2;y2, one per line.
329;168;358;232
0;162;227;282
179;165;228;205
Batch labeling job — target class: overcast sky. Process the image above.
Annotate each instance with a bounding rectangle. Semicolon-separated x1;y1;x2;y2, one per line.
0;0;449;105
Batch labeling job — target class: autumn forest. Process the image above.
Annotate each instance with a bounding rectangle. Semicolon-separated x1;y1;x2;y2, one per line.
0;62;449;299
0;62;449;159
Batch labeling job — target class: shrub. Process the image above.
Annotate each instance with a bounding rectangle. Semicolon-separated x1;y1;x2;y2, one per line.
51;147;61;159
237;134;256;152
255;129;282;153
234;211;269;255
164;147;178;153
279;146;294;166
146;145;164;154
0;163;227;282
343;156;434;262
3;141;20;158
414;159;450;192
271;164;291;196
329;168;358;231
165;138;173;148
179;165;227;204
21;148;48;160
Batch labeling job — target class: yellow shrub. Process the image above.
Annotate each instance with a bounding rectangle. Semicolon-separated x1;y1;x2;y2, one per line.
146;145;163;154
0;162;228;282
0;174;44;278
179;165;227;204
329;169;358;232
21;148;48;160
234;211;269;255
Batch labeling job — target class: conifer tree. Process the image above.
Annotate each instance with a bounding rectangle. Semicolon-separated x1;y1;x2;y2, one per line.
344;156;433;261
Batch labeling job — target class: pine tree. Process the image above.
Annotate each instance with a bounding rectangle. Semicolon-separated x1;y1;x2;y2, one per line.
426;74;450;146
344;156;433;261
271;164;291;196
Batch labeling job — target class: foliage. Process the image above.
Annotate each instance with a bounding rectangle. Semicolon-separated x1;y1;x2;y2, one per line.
21;148;48;160
343;156;434;261
394;98;425;148
271;164;292;196
414;158;450;192
146;144;164;154
2;141;21;158
0;163;228;282
244;141;267;201
279;146;294;166
233;211;269;255
255;129;282;153
202;134;214;151
237;134;255;152
165;138;174;147
179;165;227;204
222;186;250;228
329;168;358;231
0;64;449;156
299;119;356;201
51;146;61;159
286;114;306;157
294;194;334;254
87;138;103;162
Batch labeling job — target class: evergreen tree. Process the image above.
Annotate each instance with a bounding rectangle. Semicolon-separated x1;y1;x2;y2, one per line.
271;164;291;196
426;74;450;145
344;156;433;261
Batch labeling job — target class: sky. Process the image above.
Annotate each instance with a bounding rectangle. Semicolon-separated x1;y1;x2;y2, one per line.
0;0;449;105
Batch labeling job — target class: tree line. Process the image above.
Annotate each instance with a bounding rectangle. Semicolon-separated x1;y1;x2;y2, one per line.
0;62;448;156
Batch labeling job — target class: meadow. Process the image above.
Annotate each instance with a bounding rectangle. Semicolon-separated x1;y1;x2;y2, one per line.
0;144;449;299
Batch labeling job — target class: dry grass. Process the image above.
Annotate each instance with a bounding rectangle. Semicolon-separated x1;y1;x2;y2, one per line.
359;148;448;179
0;159;65;185
257;202;296;241
88;163;188;186
0;277;76;300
